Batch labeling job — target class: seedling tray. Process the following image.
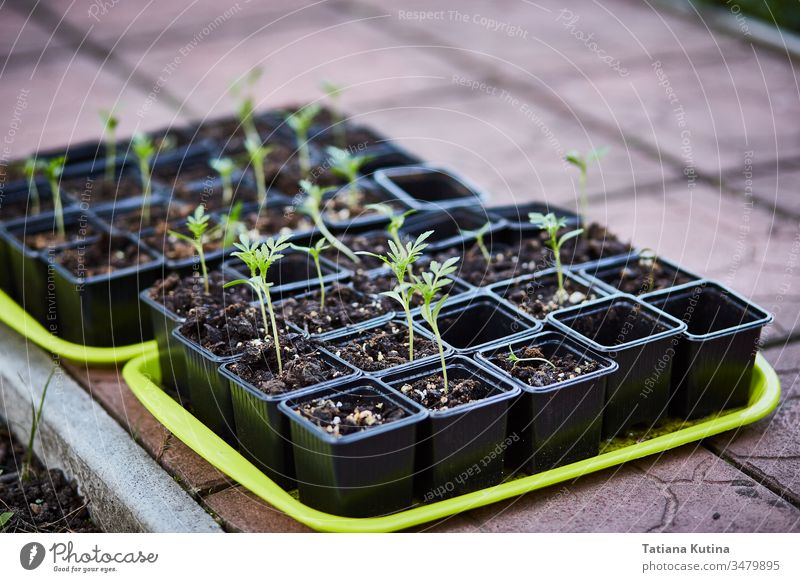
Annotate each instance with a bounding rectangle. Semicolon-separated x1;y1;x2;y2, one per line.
121;349;779;532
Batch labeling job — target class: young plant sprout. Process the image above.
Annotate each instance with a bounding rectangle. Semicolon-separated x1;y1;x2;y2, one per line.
225;234;291;374
290;239;331;312
99;108;119;184
21;367;56;482
462;221;493;264
244;138;272;206
209;157;237;206
565;146;608;234
320;80;346;148
529;212;584;305
286;103;320;178
326;146;373;210
299;179;360;264
366;204;415;250
360;232;432;361
131;132;156;226
23;157;44;215
168;206;214;293
506;345;556;369
638;248;658;294
218;201;246;250
231;67;263;144
413;257;460;393
43;156;66;239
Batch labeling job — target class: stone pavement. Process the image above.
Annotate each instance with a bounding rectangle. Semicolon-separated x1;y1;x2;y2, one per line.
2;0;800;531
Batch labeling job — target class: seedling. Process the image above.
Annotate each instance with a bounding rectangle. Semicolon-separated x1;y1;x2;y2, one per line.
168;206;214;293
326;146;373;210
0;512;13;531
299;179;360;264
360;232;432;361
320;80;346;148
566;146;607;233
131;133;156;225
290;239;331;312
23;157;44;215
99;108;119;183
286;103;320;178
225;234;291;373
366;204;415;250
462;221;493;264
218;201;246;250
43;156;66;239
413;257;459;393
21;367;56;482
638;248;657;294
506;345;556;369
209;157;237;206
529;212;584;305
231;67;263;144
244;138;273;206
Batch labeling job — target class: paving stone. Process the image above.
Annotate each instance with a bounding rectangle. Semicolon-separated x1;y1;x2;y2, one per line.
159;435;232;496
202;486;313;533
724;158;800;218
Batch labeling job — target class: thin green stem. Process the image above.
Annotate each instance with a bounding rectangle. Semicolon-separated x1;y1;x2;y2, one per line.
264;289;283;374
105;139;116;184
49;177;65;240
253;161;267;206
431;320;448;393
313;211;360;264
29;174;40;216
140;158;152;226
314;255;326;312
579;171;588;238
196;242;209;294
404;295;414;362
298;131;311;178
552;240;565;305
221;174;233;206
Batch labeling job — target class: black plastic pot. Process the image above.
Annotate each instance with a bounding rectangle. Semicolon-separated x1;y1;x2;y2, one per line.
412;294;542;354
0;181;78;228
476;331;618;473
487;269;609;321
547;295;687;438
50;234;163;346
0;208;104;326
279;378;426;517
138;290;187;398
138;215;228;280
375;165;488;211
220;345;361;489
487;201;581;232
222;249;349;302
381;355;520;500
642;280;773;419
399;206;502;251
357;143;423;177
579;251;701;296
321;177;412;235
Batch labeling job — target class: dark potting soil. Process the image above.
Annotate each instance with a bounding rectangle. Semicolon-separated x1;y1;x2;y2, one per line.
195;116;288;153
108;202;193;232
62;174;143;204
0;425;98;533
397;374;490;411
293;392;407;437
153;160;215;188
352;270;456;310
56;234;153;278
21;220;96;251
598;261;694;295
289;104;382;149
148;271;252;318
330;322;437;373
0;194;56;221
173;180;260;211
260;143;342;196
321;234;391;272
436;242;533;286
141;219;224;261
228;336;350;395
561;223;632;264
320;187;402;223
501;276;600;319
489;347;600;388
179;301;272;358
278;283;388;335
241;204;314;239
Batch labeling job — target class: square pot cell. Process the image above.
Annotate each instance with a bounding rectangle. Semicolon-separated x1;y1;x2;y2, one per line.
413;295;541;354
375;165;488;210
279;378;426;517
398;207;501;251
381;355;520;500
548;295;687;438
321;178;412;233
0;181;77;227
357;143;423;177
477;331;617;473
579;252;701;296
487;201;581;231
642;280;773;419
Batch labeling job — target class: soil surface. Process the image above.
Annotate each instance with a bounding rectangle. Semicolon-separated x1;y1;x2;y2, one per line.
259;142;342;196
1;192;57;220
279;283;388;335
173;178;259;211
593;260;694;295
21;220;96;251
321;233;393;271
489;346;600;387
57;233;154;278
62;174;143;204
330;322;437;372
241;204;315;239
179;301;274;358
148;271;252;318
499;275;600;319
0;425;98;533
195;115;289;154
320;187;401;224
228;336;351;395
141;218;224;261
293;392;407;437
397;374;491;411
107;202;192;232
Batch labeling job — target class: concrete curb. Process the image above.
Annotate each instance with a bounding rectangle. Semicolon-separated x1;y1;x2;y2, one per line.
0;323;222;532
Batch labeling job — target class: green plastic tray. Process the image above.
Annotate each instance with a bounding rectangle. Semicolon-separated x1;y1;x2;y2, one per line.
121;349;780;533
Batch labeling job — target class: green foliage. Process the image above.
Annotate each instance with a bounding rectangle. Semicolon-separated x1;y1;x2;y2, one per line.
565;145;607;230
99;108;119;183
638;248;658;294
131;133;156;226
320;80;346;148
21;367;56;482
168;206;213;293
244;138;273;206
43;156;66;239
0;512;13;530
462;221;493;264
218;201;246;250
529;212;584;305
286;103;321;178
412;257;459;393
366;204;415;250
209;157;237;206
290;239;331;312
231;67;263;143
23;157;45;215
299;179;360;264
326;146;374;211
506;345;556;369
